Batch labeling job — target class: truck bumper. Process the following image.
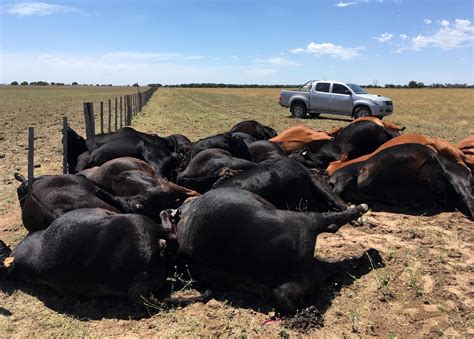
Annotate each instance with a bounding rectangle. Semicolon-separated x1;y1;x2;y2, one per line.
371;105;393;117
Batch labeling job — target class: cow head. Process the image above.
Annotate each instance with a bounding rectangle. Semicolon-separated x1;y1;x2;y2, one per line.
14;173;28;207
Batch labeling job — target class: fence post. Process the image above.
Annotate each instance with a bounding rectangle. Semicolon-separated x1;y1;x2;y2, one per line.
120;97;123;128
100;101;104;134
62;117;68;174
28;127;34;190
127;95;133;125
83;102;94;139
108;99;112;132
115;97;118;131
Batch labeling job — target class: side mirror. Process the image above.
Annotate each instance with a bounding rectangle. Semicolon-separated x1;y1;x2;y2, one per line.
345;90;352;96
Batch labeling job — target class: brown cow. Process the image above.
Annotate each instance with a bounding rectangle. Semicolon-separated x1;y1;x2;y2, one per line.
458;135;474;171
327;133;468;176
269;126;332;153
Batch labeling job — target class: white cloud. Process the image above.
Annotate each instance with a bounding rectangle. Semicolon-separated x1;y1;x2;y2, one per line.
424;19;432;24
6;2;78;16
336;1;357;7
0;52;284;84
336;0;371;7
439;19;450;27
255;57;296;66
411;19;474;50
400;34;408;40
290;42;363;59
373;32;394;43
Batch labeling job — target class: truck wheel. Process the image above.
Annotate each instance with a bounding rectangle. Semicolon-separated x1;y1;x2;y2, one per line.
291;103;307;119
353;106;371;119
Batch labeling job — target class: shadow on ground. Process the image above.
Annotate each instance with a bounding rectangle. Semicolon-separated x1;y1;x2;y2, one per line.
0;252;383;333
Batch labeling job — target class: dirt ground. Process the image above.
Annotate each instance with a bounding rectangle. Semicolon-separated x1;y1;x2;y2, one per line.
0;86;473;337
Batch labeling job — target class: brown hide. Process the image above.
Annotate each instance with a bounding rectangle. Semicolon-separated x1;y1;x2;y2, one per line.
327;133;468;176
269;126;332;153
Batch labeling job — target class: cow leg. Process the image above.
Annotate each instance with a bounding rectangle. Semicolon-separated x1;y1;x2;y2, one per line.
0;240;12;276
309;173;348;211
307;204;368;234
312;248;384;284
272;277;311;314
93;185;131;212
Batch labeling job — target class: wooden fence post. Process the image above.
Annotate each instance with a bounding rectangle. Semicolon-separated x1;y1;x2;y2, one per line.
108;99;112;132
120;97;123;128
127;95;133;125
83;102;94;139
62;117;68;174
115;97;118;131
100;101;104;134
28;127;34;190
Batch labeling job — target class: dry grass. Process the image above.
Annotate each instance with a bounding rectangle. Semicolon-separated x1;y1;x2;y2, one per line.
0;86;473;337
135;87;473;143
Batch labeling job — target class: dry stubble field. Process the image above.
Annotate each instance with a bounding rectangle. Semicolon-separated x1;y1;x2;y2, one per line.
0;86;473;337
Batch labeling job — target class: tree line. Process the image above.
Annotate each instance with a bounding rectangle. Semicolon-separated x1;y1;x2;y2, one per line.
6;81;473;88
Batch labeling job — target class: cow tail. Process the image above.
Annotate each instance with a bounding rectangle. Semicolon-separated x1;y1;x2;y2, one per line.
0;240;13;277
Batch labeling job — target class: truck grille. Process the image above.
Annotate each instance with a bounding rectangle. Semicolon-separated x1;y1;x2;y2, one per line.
384;101;392;106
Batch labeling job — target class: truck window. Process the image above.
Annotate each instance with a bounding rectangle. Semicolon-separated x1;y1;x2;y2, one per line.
315;82;330;92
332;84;350;95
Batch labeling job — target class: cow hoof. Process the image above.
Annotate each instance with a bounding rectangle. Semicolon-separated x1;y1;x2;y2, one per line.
358;204;369;213
3;257;14;268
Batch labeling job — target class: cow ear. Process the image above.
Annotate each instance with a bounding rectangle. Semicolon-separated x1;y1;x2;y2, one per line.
159;210;178;239
357;164;376;188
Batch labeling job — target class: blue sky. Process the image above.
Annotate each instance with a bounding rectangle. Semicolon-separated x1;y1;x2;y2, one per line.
0;0;473;85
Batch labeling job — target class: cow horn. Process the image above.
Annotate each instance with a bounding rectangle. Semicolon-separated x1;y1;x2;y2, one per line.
14;173;26;183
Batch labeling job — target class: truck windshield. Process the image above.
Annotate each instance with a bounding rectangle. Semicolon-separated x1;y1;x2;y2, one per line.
347;84;367;94
298;81;312;91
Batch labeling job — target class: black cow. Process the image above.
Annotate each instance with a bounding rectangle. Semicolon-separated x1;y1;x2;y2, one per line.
1;209;171;302
81;157;200;221
231;132;256;146
312;121;399;169
15;174;127;232
166;134;193;160
229;120;277;140
248;140;287;163
65;127;87;172
177;149;255;193
75;134;178;179
216;157;347;212
163;188;380;313
187;132;252;164
330;143;474;219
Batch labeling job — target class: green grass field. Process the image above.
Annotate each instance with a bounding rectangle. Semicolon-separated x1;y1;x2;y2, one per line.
0;86;473;337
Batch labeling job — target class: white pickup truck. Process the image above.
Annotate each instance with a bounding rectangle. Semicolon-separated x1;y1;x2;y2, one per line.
279;80;393;119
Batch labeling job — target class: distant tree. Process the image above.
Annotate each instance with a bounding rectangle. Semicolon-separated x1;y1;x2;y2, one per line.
132;83;139;87
408;80;425;88
72;82;78;85
384;84;396;88
30;81;49;86
10;81;19;85
20;81;28;86
55;82;65;86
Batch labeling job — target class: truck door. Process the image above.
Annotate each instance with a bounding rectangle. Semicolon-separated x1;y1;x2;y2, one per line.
329;83;353;114
310;82;331;111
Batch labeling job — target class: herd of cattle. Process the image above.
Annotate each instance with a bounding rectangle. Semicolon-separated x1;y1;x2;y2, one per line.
0;117;473;314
